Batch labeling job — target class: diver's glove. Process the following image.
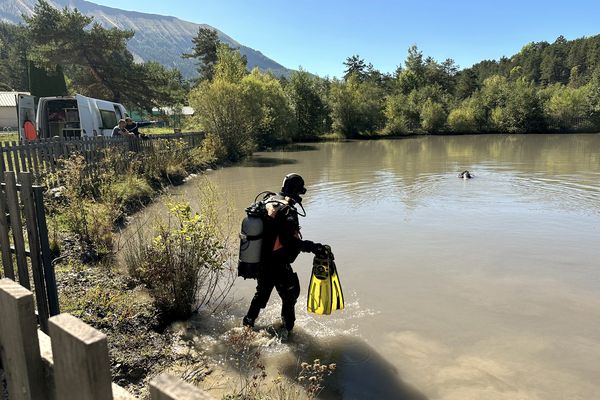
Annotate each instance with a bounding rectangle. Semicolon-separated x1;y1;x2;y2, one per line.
303;240;328;257
302;240;324;255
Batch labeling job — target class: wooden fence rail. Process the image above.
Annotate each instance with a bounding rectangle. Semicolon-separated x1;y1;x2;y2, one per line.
0;133;205;185
0;171;58;333
0;278;215;400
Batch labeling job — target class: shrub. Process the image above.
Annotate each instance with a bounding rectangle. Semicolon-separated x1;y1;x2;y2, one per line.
112;175;153;206
420;99;447;133
52;154;114;260
447;106;478;132
125;201;233;322
141;139;190;185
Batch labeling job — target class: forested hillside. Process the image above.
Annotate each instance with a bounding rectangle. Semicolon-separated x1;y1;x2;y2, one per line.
467;35;600;87
0;0;291;79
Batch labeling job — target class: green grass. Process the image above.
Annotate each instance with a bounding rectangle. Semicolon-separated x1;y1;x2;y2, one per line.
143;126;184;135
0;131;19;143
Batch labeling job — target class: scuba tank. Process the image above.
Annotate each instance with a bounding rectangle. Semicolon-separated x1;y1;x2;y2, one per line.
238;199;268;279
238;191;306;279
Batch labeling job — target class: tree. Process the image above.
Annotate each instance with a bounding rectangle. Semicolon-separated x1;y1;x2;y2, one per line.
0;22;29;91
455;69;479;99
540;36;570;85
190;46;286;160
213;44;248;83
343;55;367;81
190;78;252;161
286;69;328;139
489;79;544;133
447;105;478;133
545;85;590;130
405;45;425;77
420;99;447;133
29;63;68;97
24;0;184;110
329;75;385;137
242;69;295;147
182;27;220;82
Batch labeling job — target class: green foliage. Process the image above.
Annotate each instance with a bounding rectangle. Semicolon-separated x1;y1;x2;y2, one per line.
447;104;479;133
28;62;68;97
24;0;186;110
384;93;416;134
286;69;329;139
420;99;447;133
182;27;220;82
0;22;29;91
125;202;231;322
102;174;154;211
544;85;591;130
214;44;248;83
328;75;385;137
190;46;296;159
190;78;254;161
51;154;114;259
242;69;295;147
343;55;368;81
140;140;190;185
476;76;545;133
468;34;600;87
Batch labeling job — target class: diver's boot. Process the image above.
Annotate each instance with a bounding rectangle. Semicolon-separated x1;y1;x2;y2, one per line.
242;316;255;328
281;316;294;335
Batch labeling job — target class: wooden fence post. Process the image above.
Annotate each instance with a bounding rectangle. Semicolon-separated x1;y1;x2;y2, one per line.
19;172;50;332
33;185;60;316
149;374;214;400
0;278;47;400
49;313;113;400
4;172;30;289
0;184;15;280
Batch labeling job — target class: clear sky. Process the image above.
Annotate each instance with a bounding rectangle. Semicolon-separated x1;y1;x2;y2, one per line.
92;0;600;77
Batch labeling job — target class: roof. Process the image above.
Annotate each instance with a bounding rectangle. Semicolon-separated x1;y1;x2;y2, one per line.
151;106;195;116
0;92;30;107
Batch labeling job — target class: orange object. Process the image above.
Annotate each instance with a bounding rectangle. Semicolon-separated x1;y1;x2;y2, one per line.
23;121;37;141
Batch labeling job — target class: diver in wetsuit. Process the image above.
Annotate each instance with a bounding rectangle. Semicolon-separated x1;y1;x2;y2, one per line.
243;173;325;333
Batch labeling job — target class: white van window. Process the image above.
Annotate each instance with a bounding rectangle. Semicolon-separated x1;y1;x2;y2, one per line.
114;105;123;120
100;110;117;129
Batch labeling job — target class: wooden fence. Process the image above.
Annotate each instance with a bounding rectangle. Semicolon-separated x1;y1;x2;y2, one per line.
0;278;214;400
0;133;205;185
0;171;58;333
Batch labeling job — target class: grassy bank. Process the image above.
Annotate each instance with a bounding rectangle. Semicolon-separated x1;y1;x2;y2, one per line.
0;131;18;143
39;135;231;397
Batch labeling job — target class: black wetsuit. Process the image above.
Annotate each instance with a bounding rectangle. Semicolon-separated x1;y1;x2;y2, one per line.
245;196;314;331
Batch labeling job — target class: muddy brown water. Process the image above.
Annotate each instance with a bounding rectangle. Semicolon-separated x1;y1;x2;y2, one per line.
123;134;600;399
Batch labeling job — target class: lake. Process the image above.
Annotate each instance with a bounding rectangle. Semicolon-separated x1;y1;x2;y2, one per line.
125;134;600;399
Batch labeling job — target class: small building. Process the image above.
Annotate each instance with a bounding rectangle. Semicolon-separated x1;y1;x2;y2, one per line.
0;91;30;130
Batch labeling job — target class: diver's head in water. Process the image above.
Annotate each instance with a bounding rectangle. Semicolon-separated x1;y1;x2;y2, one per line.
459;170;473;179
281;173;306;203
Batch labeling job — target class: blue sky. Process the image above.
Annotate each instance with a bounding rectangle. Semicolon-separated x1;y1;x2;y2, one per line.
93;0;600;77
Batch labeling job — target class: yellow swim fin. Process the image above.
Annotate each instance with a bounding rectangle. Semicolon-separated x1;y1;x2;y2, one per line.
330;260;344;312
307;246;344;315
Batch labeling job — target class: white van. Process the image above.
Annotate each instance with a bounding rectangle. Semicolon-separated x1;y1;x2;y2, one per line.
17;94;129;140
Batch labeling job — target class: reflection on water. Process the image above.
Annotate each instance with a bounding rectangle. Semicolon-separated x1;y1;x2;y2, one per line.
124;134;600;399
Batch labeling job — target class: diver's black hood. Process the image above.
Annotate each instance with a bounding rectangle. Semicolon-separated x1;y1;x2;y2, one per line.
280;173;306;203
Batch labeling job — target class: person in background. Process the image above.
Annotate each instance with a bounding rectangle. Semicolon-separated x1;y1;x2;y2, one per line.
124;117;139;136
112;119;132;136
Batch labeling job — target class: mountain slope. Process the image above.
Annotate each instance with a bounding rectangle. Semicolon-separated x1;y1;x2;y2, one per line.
0;0;292;78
